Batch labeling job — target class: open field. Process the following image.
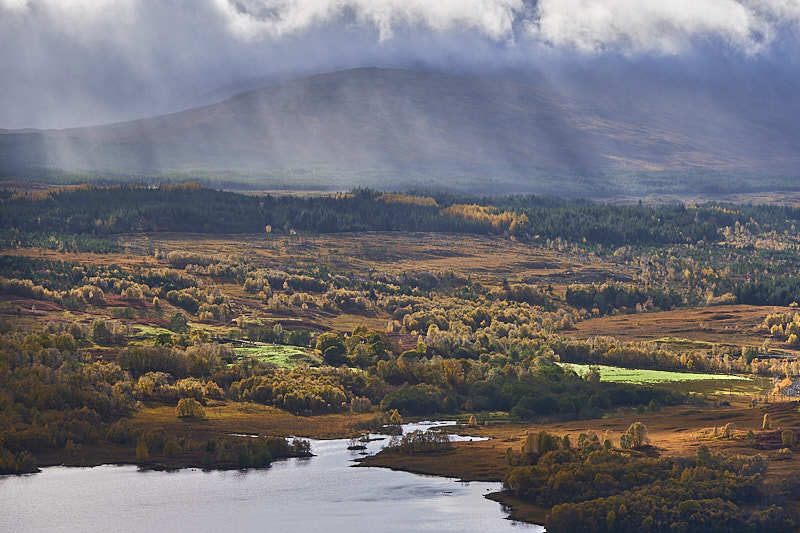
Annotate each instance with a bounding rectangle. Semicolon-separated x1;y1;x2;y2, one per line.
563;362;750;384
363;402;776;478
112;231;612;286
601;191;800;207
0;230;632;342
567;304;799;351
363;397;800;522
235;345;322;368
128;403;373;440
6;179;800;207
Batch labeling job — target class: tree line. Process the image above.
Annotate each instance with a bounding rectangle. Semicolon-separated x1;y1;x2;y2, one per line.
505;430;794;532
5;184;791;246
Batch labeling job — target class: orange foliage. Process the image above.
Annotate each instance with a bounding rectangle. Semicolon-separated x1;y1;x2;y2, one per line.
159;182;204;192
9;183;153;202
440;204;529;234
377;193;439;208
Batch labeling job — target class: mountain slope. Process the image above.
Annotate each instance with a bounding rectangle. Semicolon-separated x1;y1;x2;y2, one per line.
1;67;798;182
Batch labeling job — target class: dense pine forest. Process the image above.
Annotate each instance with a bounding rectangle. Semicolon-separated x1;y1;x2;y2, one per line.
5;182;799;244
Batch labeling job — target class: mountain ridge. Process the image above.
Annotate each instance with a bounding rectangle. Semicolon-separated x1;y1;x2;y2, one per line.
1;67;797;185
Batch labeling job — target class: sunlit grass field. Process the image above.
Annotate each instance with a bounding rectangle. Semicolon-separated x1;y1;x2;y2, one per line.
235;345;322;368
563;362;750;384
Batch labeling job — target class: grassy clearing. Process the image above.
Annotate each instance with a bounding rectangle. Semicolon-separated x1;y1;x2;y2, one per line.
451;411;510;425
652;337;715;349
235;344;322;368
569;304;787;348
114;231;601;287
562;362;750;384
129;401;374;439
131;325;173;337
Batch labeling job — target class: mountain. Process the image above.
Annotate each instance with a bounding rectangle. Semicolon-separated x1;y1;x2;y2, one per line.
1;67;798;192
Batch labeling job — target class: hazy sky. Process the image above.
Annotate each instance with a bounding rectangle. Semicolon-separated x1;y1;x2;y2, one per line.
1;0;799;129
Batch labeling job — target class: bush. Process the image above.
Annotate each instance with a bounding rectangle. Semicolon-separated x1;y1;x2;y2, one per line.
176;398;206;420
316;332;346;366
163;439;181;456
136;438;149;463
627;421;648;448
91;320;111;345
169;313;189;333
380;384;443;415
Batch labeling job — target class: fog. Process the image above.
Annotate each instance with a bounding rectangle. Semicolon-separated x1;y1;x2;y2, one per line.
1;0;799;129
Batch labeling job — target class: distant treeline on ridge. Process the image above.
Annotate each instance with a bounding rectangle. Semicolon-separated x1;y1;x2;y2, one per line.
6;183;795;248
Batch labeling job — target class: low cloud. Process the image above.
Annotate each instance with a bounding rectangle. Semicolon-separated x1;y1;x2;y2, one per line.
535;0;760;54
213;0;525;41
213;0;800;53
1;0;798;128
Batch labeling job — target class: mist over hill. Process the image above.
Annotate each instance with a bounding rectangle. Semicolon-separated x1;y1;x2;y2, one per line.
3;1;800;196
1;66;798;195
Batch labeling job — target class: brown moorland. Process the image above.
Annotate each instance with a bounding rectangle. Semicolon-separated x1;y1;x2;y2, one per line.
568;304;800;351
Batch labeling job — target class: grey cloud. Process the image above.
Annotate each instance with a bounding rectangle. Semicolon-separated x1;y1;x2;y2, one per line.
532;0;763;54
0;0;798;128
214;0;526;40
215;0;800;53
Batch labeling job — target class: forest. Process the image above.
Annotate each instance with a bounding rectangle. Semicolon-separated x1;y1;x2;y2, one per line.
2;183;776;245
506;430;792;532
3;182;800;530
2;164;799;197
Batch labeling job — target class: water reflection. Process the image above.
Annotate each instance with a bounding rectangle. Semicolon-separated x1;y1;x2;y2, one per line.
0;422;543;532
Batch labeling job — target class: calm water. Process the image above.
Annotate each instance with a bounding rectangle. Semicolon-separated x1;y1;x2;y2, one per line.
0;422;543;532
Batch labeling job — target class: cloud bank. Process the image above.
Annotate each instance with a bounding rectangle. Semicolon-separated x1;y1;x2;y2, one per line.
213;0;800;53
1;0;799;128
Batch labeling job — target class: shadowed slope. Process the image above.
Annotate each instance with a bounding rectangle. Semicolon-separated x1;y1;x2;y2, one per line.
1;67;797;180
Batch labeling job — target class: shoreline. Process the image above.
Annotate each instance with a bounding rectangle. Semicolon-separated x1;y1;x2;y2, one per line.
485;491;550;526
357;446;548;526
30;451;314;474
13;421;549;526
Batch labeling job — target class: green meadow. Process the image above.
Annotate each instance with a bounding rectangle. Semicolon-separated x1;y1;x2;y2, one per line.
235;344;322;369
562;363;750;384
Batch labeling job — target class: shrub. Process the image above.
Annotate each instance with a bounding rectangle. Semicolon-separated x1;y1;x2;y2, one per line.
386;430;451;454
176;398;206;420
136;438;149;463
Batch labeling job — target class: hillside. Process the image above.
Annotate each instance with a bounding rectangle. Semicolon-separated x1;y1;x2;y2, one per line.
1;68;798;193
